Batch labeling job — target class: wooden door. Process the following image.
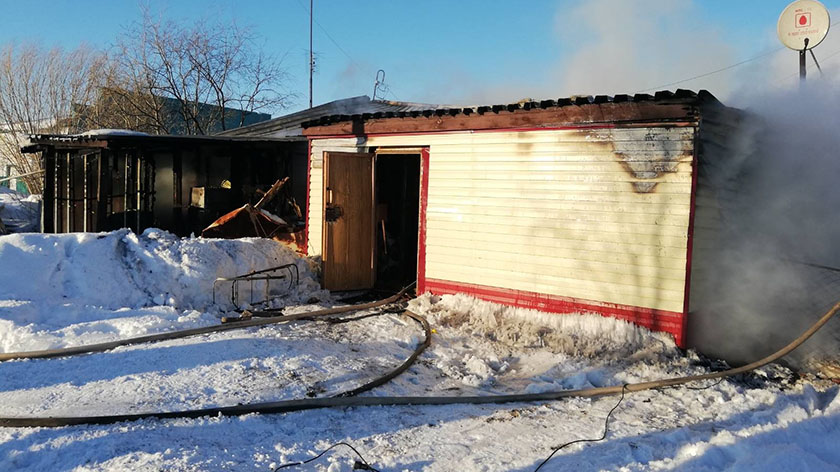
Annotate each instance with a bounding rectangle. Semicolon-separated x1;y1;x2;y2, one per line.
322;152;375;290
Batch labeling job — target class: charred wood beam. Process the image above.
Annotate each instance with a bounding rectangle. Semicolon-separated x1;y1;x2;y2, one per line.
42;150;56;233
304;103;700;137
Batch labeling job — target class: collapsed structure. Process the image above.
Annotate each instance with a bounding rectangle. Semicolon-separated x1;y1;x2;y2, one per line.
22;96;435;238
22;132;306;236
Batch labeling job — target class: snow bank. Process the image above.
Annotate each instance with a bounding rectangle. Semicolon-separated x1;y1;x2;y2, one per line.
410;293;678;360
0;228;320;313
1;236;838;471
0;187;40;233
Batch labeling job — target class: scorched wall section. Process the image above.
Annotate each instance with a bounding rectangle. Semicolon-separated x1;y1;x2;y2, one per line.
309;126;696;343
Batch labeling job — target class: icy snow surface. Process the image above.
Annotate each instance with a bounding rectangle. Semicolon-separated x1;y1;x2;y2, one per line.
0;230;839;471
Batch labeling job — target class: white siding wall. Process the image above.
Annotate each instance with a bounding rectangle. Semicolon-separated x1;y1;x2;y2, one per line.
309;127;695;313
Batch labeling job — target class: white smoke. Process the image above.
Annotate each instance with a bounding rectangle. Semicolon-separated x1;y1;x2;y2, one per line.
435;2;840;106
552;0;736;96
688;80;840;368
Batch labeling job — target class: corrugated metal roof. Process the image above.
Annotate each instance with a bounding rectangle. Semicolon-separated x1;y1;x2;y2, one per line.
300;89;719;129
216;95;446;138
21;132;297;153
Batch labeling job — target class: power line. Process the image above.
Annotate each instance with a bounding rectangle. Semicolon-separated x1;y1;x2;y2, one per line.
294;0;362;68
776;47;840;84
380;82;400;101
638;20;840;93
295;0;395;101
636;46;784;93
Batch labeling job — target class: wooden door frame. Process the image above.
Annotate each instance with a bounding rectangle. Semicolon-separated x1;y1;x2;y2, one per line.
319;147;429;292
417;148;430;294
370;147;430;294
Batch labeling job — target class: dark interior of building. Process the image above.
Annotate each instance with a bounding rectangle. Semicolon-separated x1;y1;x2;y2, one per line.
374;154;420;290
25;134;307;237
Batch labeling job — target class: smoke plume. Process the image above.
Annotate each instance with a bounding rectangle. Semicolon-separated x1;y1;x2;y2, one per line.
688;81;840;369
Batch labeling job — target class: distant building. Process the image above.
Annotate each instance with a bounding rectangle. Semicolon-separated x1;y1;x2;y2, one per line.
72;92;273;136
0;118;58;195
4;95;274;196
0;162;26;194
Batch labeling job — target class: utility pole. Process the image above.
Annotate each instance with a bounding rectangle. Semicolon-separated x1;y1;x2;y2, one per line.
309;0;313;108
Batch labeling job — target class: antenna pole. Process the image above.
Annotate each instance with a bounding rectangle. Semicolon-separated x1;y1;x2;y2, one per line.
373;69;385;101
800;49;806;82
309;0;313;108
800;37;809;85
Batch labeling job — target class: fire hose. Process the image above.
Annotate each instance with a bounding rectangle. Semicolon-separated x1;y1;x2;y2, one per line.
0;296;838;428
0;287;414;362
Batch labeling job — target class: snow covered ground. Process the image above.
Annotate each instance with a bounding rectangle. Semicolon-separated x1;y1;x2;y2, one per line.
0;187;39;233
0;230;839;471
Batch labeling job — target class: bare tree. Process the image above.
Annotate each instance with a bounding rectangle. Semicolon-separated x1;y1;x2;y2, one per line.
90;11;293;135
0;13;292;195
0;44;108;194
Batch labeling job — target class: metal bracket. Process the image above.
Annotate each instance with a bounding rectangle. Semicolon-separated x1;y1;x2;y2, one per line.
213;263;300;309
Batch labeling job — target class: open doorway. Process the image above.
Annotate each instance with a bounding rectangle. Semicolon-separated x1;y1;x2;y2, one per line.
374;152;421;291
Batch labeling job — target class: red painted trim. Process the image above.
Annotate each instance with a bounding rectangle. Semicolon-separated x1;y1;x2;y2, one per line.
308;124;616;140
416;148;430;295
425;278;687;347
304;138;312;255
681;126;701;345
305;122;697;140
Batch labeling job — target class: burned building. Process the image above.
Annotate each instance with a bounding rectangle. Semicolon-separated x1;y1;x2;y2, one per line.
24;95;436;238
299;90;756;356
28;90;839;363
23;132;307;236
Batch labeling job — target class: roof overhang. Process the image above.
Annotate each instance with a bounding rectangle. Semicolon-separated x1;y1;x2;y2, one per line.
22;133;303;154
302;89;722;138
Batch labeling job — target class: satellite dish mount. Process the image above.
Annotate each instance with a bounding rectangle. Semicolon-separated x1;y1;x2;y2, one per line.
777;0;831;83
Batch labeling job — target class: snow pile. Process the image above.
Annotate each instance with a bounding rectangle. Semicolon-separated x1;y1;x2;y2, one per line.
0;228;320;312
0;187;40;233
0;228;324;353
1;232;839;471
410;293;678;360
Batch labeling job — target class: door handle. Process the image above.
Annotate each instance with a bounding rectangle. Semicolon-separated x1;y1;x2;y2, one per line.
325;204;343;222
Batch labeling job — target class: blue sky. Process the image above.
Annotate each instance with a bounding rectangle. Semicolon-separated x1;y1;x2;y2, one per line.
2;0;839;113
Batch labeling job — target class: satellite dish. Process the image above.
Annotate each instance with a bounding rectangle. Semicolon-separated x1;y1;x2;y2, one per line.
778;0;831;50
